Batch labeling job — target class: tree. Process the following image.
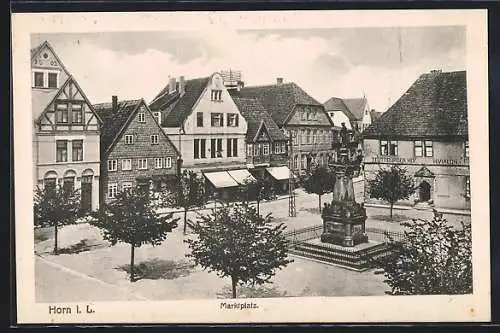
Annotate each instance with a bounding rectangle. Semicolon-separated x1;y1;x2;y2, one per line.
33;185;81;254
302;166;336;212
91;187;179;282
162;170;207;234
185;201;293;298
367;165;414;219
375;211;472;295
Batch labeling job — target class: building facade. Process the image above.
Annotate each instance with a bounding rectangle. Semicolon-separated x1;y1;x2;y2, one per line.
32;41;101;212
94;98;180;204
324;96;376;132
149;73;249;199
231;78;336;176
232;97;291;194
363;70;470;211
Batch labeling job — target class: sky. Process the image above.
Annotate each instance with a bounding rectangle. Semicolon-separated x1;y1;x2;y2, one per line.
32;26;465;112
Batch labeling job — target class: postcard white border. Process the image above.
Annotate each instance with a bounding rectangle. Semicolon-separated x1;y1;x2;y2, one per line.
13;9;490;324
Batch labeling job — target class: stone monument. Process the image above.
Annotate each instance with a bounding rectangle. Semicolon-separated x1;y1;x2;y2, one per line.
321;127;368;247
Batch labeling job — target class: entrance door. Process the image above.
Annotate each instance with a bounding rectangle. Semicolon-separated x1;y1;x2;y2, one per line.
419;181;431;202
81;176;93;213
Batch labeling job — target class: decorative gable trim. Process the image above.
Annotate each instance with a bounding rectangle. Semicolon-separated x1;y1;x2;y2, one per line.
31;41;71;78
253;120;272;143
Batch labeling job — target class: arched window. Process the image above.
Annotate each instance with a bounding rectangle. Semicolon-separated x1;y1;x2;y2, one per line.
63;170;77;192
43;171;58;191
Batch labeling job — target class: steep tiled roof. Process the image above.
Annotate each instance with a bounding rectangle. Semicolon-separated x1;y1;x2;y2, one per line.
343;97;367;120
93;99;143;153
230;82;323;126
232;97;287;142
149;77;210;127
323;97;356;121
363;70;468;138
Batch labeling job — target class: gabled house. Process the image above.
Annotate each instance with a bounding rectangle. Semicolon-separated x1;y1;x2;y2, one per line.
363;70;469;211
230;78;336;175
93;97;180;204
32;40;102;212
232;97;291;194
324;96;375;132
149;73;249;200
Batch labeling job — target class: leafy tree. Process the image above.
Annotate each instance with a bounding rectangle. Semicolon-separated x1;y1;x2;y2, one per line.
375;211;472;295
367;165;414;219
185;201;293;298
161;170;207;234
33;185;81;254
302;166;336;212
91;187;179;282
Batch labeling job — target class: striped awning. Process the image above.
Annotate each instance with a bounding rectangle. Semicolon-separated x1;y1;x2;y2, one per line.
203;171;239;188
227;169;256;185
266;166;296;181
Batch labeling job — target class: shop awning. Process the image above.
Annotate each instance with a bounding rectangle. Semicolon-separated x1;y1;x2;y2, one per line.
204;171;239;188
227;169;257;185
266;166;296;181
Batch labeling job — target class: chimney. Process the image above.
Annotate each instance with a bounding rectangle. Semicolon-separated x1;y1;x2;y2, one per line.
237;80;244;91
169;76;177;94
112;95;118;113
179;76;185;95
276;77;284;85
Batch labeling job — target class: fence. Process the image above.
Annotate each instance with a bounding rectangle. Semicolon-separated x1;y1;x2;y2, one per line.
284;225;406;248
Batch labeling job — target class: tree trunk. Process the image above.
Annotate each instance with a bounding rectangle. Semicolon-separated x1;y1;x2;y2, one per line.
231;276;237;299
257;199;260;215
53;222;58;255
183;207;188;234
318;194;322;213
389;202;393;220
130;243;135;282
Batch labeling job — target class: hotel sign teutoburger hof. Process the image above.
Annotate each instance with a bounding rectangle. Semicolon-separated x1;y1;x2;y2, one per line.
368;156;469;166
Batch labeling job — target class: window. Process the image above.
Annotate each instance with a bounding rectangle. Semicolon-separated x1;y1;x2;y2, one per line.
254;144;261;156
414;140;423;157
125;135;134;145
211;113;224;127
44;178;57;192
294;155;299;169
138;113;145;122
380;140;388;156
306;130;311;144
164;157;172;168
34;72;44;88
301;156;307;169
247;144;253;157
48;73;58;88
155;158;163;169
217;139;223;157
56;140;68;162
424;141;433;157
72;140;83;161
301;112;306;121
211;139;216;158
200;139;206;158
196;112;203;127
389;141;398;156
465;141;469;158
108;160;117;171
263;143;270;155
138;158;148;170
227;139;233;157
122;182;133;192
108;183;118;199
63;177;75;193
227;113;239;127
275;142;280;154
194;139;200;159
301;129;306;144
151;135;159;145
232;138;238;157
55;103;68;123
211;90;222;101
312;130;317;144
464;176;470;194
122;159;132;171
71;104;83;124
153;112;161;124
293;131;299;145
281;142;286;154
193;139;209;159
312;111;317;121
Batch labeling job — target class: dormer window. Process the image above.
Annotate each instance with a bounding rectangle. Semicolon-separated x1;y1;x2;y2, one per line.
34;72;44;88
48;73;58;88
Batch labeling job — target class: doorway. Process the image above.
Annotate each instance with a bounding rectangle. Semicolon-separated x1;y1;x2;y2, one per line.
81;175;93;213
419;181;431;202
